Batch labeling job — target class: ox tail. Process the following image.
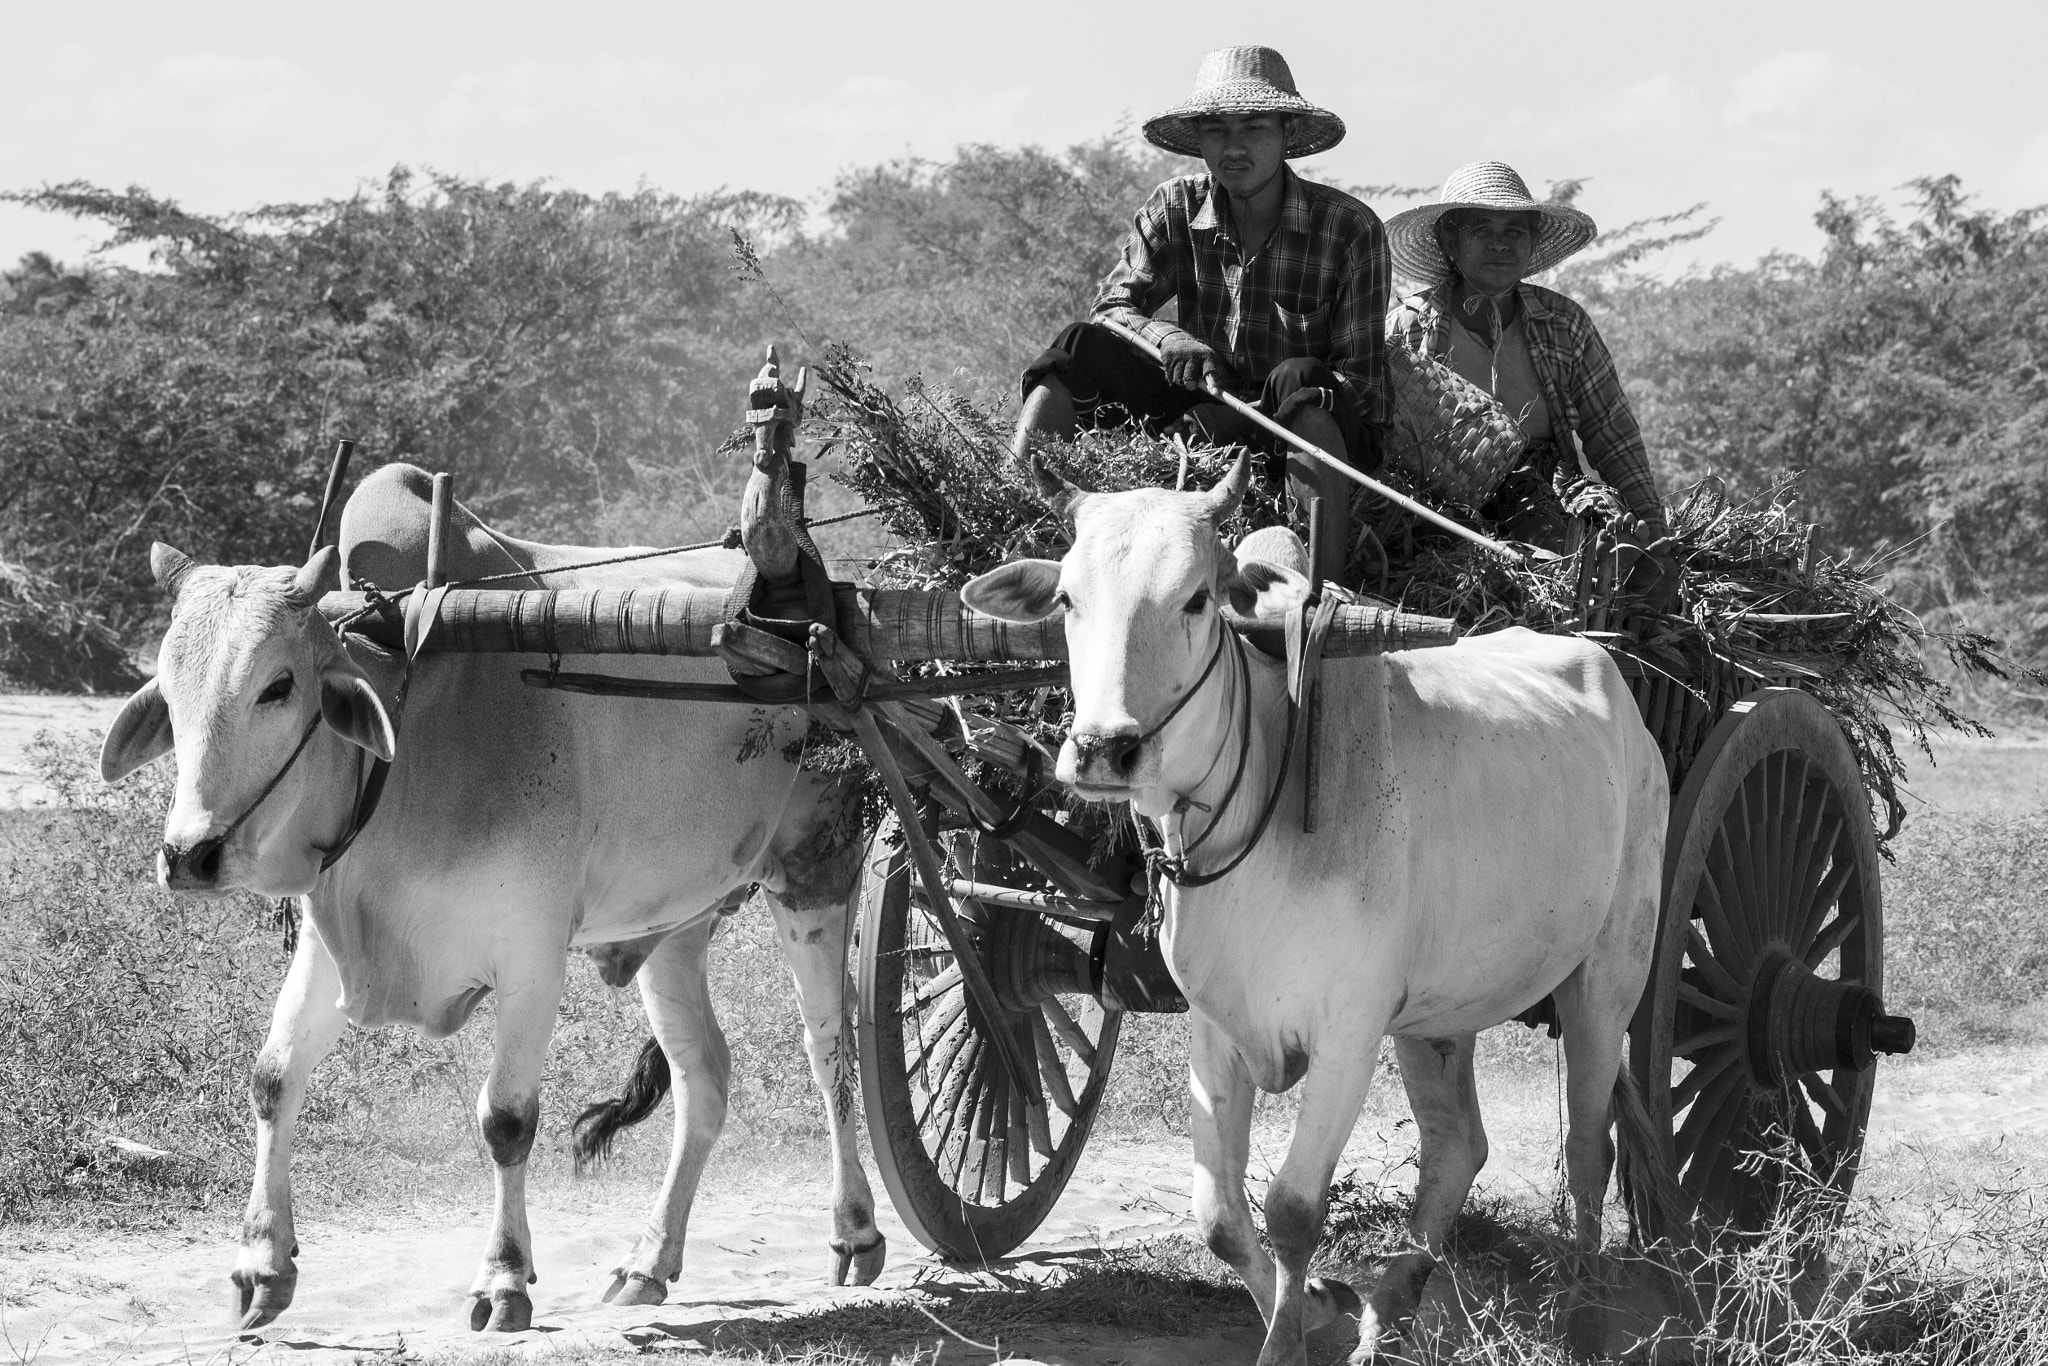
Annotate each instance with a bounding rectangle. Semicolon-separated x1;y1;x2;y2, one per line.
571;1037;672;1175
1612;1065;1695;1249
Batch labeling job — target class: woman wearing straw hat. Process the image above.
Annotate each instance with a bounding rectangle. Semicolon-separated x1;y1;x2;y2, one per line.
1011;45;1391;585
1385;162;1676;595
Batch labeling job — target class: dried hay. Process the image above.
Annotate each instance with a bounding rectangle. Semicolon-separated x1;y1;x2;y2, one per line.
815;352;2039;851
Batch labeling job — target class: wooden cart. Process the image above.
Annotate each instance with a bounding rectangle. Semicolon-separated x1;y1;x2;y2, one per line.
319;383;1914;1258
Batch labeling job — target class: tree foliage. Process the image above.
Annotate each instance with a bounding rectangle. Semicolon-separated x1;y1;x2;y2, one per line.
0;147;2041;687
0;171;800;637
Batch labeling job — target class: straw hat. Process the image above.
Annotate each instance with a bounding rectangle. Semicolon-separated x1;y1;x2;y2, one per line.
1385;161;1598;287
1143;46;1345;159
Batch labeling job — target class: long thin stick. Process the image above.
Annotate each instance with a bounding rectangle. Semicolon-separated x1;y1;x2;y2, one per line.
307;438;356;559
1098;318;1529;563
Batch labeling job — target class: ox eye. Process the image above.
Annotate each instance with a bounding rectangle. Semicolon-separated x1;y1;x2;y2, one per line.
1054;589;1074;614
256;674;294;705
1183;588;1210;615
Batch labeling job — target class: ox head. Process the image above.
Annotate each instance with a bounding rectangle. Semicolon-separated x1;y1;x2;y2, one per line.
99;543;395;897
962;451;1306;812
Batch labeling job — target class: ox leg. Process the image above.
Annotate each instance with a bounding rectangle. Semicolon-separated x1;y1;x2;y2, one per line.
1550;936;1654;1358
1259;1047;1377;1366
603;920;729;1306
233;911;347;1329
1189;1015;1277;1322
465;964;566;1333
1354;1035;1487;1362
761;886;886;1285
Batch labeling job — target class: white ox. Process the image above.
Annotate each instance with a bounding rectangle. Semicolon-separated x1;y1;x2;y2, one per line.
962;453;1670;1366
98;463;883;1332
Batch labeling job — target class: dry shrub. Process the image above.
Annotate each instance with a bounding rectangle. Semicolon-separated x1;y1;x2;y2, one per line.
0;558;141;694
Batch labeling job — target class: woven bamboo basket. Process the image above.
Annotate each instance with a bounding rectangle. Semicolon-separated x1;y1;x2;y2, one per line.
1382;345;1527;507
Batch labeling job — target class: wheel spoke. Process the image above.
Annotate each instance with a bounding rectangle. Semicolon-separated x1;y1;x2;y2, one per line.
1803;912;1862;970
1672;1046;1739;1110
1801;1071;1848;1124
1675;1062;1748;1170
1684;919;1744;1000
1007;1080;1032;1185
1030;1011;1080;1119
1674;1022;1741;1057
1798;852;1858;958
974;1067;1008;1203
1728;772;1773;957
935;1039;983;1173
1696;862;1754;971
1789;811;1844;949
911;994;968;1067
1786;1086;1831;1174
1042;998;1096;1068
913;964;964;1008
1782;776;1831;940
1677;981;1742;1022
912;1006;974;1128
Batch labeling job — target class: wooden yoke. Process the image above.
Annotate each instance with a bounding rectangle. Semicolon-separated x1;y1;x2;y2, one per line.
739;345;810;588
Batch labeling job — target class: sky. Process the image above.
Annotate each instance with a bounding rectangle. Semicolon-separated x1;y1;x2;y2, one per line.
3;0;2045;277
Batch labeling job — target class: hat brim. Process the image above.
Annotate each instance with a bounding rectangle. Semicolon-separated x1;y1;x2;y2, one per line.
1385;198;1597;286
1143;93;1345;158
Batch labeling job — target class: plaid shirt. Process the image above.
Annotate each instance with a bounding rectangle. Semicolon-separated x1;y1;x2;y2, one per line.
1388;281;1667;530
1093;169;1391;427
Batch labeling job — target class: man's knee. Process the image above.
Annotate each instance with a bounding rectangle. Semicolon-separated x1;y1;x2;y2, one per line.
1265;356;1338;396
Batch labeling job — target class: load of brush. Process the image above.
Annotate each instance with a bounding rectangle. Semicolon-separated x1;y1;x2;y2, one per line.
812;348;2036;850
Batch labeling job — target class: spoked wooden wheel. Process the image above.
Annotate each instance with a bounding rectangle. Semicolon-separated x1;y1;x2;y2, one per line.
856;822;1122;1260
1631;688;1914;1240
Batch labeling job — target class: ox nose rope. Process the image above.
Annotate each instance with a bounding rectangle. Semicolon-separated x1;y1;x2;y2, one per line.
1137;618;1303;891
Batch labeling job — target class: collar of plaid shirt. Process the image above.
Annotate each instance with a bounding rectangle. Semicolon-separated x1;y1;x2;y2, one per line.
1187;166;1316;249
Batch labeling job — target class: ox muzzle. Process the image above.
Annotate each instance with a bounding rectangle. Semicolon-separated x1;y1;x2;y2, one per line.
160;835;229;893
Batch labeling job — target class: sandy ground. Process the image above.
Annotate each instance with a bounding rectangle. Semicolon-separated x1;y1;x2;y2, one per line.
0;704;2041;1364
0;693;126;808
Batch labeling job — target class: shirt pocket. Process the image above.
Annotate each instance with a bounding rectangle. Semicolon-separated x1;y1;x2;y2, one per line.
1272;299;1332;354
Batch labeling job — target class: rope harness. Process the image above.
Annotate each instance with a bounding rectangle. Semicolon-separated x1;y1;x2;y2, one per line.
1137;593;1335;891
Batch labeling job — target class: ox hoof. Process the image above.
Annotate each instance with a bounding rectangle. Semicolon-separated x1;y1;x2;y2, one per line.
602;1271;668;1307
1351;1306;1417;1365
1565;1300;1609;1358
830;1234;887;1287
230;1269;297;1330
467;1290;533;1333
1308;1276;1362;1330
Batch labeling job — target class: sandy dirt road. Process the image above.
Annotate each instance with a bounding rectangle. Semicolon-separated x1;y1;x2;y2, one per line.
2;1052;2040;1366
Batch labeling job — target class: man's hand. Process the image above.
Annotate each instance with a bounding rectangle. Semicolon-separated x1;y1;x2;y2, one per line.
1158;332;1238;393
1624;537;1684;615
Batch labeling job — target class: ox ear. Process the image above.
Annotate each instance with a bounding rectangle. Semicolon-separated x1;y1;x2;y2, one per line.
288;545;339;609
150;543;197;599
1221;557;1311;618
319;669;396;761
101;677;174;782
961;559;1064;624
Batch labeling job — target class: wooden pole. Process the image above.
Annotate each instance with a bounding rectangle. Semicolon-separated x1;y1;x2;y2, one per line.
307;439;356;560
1097;318;1532;564
426;472;454;589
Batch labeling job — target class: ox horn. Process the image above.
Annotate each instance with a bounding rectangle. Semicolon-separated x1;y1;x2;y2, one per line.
287;545;340;609
1029;453;1092;520
1195;446;1251;524
150;543;197;599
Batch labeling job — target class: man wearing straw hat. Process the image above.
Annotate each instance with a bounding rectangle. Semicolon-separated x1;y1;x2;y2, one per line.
1384;161;1675;595
1011;45;1389;585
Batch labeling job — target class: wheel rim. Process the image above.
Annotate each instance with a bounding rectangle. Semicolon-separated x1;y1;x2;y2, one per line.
1632;689;1888;1238
857;824;1121;1260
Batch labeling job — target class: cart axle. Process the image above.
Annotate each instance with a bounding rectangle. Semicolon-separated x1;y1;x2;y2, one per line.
1745;948;1915;1087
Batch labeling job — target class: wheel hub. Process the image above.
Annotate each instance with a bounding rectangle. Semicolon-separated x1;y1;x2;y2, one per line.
1745;948;1915;1086
988;912;1099;1012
